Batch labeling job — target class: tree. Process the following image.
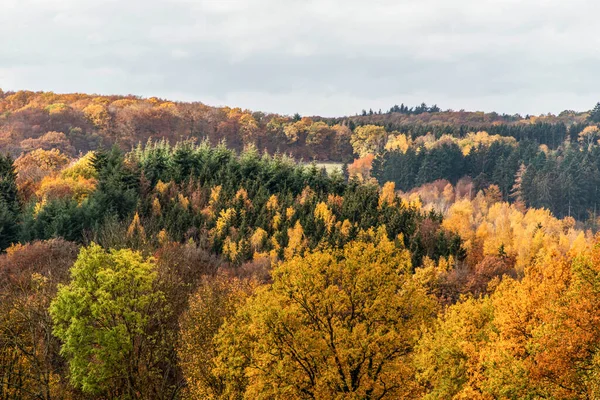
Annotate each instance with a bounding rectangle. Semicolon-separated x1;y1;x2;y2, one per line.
178;275;257;400
416;297;495;399
91;146;139;220
14;148;71;201
19;131;76;156
0;153;20;251
212;236;437;399
50;244;176;399
589;102;600;123
578;125;599;149
350;125;388;157
509;163;526;207
0;239;79;399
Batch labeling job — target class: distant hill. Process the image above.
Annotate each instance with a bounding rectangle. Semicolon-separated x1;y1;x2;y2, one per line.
0;89;595;161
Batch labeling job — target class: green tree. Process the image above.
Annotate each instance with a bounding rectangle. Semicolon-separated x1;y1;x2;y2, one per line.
589;102;600;123
50;244;175;399
0;153;21;251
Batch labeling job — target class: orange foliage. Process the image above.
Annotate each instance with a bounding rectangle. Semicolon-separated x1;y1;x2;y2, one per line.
348;154;374;182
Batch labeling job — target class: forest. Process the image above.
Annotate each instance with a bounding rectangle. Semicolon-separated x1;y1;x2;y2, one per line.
2;89;600;399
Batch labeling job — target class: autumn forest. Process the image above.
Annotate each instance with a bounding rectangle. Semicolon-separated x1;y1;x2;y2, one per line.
3;89;600;399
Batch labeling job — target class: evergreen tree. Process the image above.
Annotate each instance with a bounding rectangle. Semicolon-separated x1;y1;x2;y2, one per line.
589;102;600;123
0;154;20;250
0;153;20;214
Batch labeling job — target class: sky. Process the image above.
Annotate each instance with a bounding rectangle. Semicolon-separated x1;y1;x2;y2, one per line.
1;0;600;117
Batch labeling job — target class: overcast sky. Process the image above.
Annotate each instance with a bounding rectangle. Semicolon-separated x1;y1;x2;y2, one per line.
2;0;600;117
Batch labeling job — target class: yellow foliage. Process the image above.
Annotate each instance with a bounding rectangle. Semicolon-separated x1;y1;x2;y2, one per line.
235;188;252;209
178;194;189;209
215;208;236;238
222;237;239;263
285;206;295;221
385;133;412;153
152;198;162;217
127;212;146;241
284;220;307;260
440;190;593;272
212;237;435;398
340;219;353;237
83;104;110;128
209;185;222;206
314;202;336;233
351;124;388;157
250;228;268;252
61;152;97;180
271;212;282;230
45;103;70;115
178;275;258;400
157;229;169;246
155;180;169;195
379;181;396;208
36;175;96;203
266;194;279;212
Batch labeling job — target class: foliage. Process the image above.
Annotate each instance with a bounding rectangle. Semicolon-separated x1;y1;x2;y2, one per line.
211;235;437;399
50;244;176;399
178;275;258;400
0;153;21;251
0;239;79;399
1;91;600;398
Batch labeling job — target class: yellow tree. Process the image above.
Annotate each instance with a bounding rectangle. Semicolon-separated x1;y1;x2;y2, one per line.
350;125;388;157
178;275;258;400
416;296;495;399
417;242;600;399
212;237;437;399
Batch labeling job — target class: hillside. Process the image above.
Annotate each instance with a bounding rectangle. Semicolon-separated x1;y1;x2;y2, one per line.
1;89;596;160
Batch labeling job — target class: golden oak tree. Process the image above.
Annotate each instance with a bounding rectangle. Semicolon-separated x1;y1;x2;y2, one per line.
211;236;437;399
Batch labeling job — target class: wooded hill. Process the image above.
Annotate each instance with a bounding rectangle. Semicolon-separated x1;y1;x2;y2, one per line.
3;90;600;398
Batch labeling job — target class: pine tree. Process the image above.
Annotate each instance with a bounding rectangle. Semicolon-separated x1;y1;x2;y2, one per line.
589;102;600;123
0;154;21;250
0;153;20;214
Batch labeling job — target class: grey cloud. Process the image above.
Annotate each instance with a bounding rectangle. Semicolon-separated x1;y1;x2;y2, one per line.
1;0;599;116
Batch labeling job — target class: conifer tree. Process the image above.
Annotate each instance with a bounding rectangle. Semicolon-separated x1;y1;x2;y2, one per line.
0;153;20;250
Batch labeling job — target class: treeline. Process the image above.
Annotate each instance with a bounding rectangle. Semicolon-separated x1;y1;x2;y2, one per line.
360;102;442;116
1;90;596;165
0;141;463;265
0;90;353;161
340;120;584;150
372;128;600;221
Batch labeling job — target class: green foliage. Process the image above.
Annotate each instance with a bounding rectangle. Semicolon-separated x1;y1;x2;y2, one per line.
91;146;139;220
0;153;20;250
374;136;600;220
50;244;172;399
21;198;94;242
19;140;460;265
4;90;600;400
589;102;600;123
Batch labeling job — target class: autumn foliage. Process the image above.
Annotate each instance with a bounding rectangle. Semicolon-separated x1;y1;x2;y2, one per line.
3;91;600;399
